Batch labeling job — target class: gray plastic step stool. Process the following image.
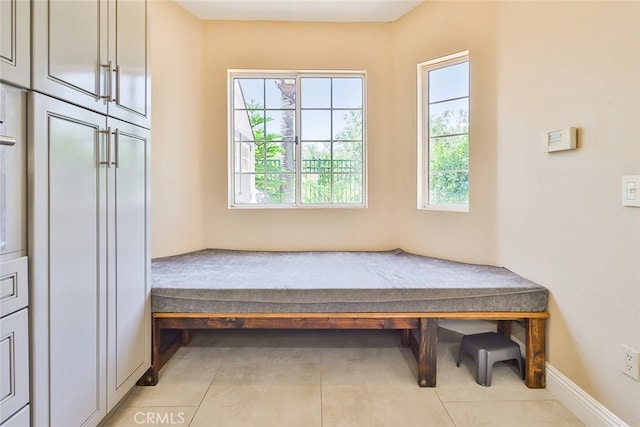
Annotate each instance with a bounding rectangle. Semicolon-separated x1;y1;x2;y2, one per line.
456;332;524;386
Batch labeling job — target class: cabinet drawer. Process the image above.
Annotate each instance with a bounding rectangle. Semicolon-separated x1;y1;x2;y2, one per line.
0;309;29;424
0;257;28;317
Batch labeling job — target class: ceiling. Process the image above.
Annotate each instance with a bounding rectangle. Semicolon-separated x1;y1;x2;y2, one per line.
174;0;426;23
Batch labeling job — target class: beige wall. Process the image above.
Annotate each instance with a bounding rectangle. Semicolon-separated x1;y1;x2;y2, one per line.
392;2;499;264
199;20;398;251
151;1;640;423
150;0;207;257
495;2;640;425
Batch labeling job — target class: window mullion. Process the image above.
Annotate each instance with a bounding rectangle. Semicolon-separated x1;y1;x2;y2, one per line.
430;131;469;139
295;74;302;206
429;95;468;106
329;78;334;203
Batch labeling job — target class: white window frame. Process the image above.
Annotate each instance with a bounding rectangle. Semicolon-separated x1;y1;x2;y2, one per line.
227;70;367;209
417;51;470;212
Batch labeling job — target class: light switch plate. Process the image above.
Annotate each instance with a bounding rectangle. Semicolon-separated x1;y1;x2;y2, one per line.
622;175;640;207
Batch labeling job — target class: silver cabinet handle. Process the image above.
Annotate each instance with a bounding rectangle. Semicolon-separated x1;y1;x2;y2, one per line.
99;127;112;167
114;64;121;105
99;61;113;101
0;135;16;146
113;128;120;168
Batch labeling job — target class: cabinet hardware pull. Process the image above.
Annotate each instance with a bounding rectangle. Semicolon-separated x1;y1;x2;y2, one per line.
115;64;121;105
113;128;120;168
99;61;113;101
99;127;112;167
0;135;16;146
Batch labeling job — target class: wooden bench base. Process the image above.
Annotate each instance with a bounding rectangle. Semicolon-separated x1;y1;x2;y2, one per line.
137;311;549;388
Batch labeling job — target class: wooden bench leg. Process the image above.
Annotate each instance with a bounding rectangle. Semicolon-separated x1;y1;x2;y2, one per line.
182;329;192;345
417;318;438;387
137;316;161;386
401;329;411;348
525;317;546;388
497;320;512;338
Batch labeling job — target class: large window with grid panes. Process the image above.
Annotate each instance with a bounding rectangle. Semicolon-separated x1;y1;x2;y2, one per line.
228;71;366;208
417;51;470;211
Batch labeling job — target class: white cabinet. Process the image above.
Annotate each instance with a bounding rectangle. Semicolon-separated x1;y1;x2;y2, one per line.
0;82;29;426
29;1;151;424
29;94;107;427
30;95;108;427
32;0;150;128
107;0;150;128
31;0;108;115
0;257;29;427
0;309;29;426
30;93;150;427
106;117;151;408
0;257;28;322
0;0;30;88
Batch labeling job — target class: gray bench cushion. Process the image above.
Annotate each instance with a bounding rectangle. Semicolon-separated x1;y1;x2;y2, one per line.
151;249;548;313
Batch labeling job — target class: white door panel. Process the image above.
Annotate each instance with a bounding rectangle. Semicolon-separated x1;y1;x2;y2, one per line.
30;93;108;427
32;0;109;114
48;112;106;426
107;118;150;409
109;0;150;127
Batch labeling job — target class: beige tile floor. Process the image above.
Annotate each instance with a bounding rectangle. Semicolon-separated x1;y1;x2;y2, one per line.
103;326;585;427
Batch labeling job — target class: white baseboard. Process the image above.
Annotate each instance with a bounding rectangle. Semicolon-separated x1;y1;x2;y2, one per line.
439;320;627;426
546;363;628;427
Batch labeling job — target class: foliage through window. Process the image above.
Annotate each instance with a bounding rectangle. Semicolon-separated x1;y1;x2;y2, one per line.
229;71;366;207
418;52;469;211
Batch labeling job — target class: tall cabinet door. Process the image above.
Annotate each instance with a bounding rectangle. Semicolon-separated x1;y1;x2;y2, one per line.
30;93;108;427
32;0;109;115
0;0;30;88
108;0;150;128
106;118;150;409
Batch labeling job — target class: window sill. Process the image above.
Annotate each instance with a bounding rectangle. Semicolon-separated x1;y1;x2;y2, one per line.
418;204;469;213
228;203;368;210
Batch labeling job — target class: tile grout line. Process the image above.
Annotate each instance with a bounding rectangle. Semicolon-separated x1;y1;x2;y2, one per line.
187;344;231;426
434;384;459;426
320;351;325;427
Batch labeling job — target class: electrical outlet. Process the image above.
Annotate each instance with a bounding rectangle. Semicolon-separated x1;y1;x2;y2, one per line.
623;345;640;381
